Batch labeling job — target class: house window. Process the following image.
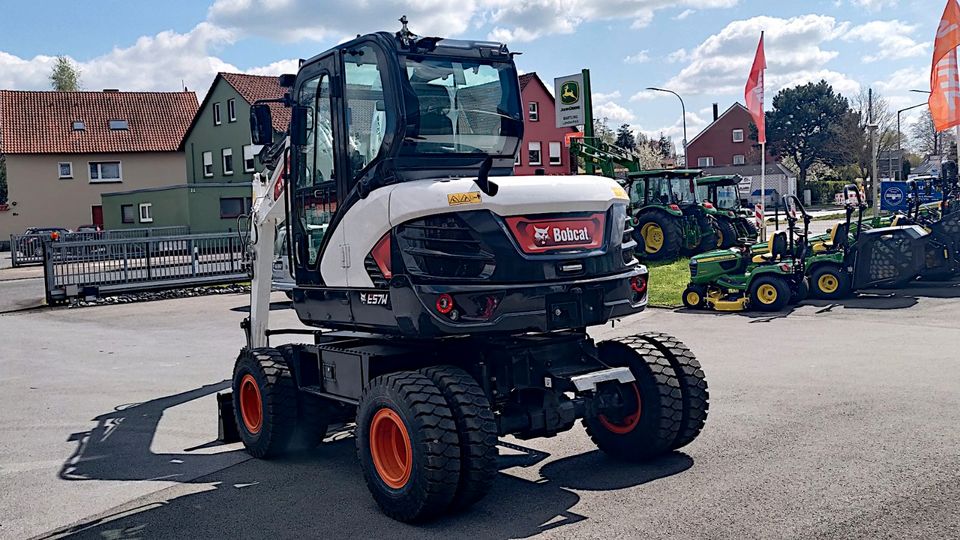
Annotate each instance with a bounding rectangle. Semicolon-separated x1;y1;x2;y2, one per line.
121;204;135;224
202;151;214;177
732;129;744;143
697;156;714;167
58;162;73;179
549;142;562;165
213;102;222;126
529;102;539;122
222;148;234;175
138;203;153;223
219;197;247;219
515;151;521;166
243;145;256;172
528;142;542;166
109;119;129;130
227;98;237;123
72;121;85;131
733;154;745;165
89;161;122;182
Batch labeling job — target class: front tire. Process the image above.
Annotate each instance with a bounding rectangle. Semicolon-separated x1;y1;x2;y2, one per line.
682;284;707;309
749;275;791;312
356;371;461;522
810;265;851;300
232;348;299;459
635;211;683;261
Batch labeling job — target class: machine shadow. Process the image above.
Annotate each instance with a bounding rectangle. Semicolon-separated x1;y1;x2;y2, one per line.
50;383;693;539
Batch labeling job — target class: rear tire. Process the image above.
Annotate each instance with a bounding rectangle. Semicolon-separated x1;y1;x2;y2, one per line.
356;371;461;522
232;347;298;459
635;211;683;261
810;265;851;300
583;337;683;460
790;277;810;305
742;219;759;244
714;217;739;249
421;366;498;512
691;215;719;255
682;284;707;309
749;275;791;312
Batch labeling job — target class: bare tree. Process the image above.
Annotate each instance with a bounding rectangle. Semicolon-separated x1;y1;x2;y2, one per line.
850;89;898;181
911;109;945;157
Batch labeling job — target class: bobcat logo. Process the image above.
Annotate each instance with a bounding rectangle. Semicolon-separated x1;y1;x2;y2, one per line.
534;225;550;245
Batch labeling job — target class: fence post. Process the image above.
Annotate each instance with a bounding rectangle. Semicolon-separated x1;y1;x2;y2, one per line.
43;237;54;305
191;239;198;277
146;241;152;280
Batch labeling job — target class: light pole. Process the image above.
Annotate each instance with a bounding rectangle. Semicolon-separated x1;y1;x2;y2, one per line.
896;102;928;180
647;87;687;165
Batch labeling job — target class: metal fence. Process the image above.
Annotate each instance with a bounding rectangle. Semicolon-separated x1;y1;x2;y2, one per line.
10;226;189;267
44;232;247;303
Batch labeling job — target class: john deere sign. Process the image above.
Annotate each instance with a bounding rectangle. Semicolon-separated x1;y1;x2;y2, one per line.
555;73;585;128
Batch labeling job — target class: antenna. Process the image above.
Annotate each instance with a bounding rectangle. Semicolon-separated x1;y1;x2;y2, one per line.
397;15;418;46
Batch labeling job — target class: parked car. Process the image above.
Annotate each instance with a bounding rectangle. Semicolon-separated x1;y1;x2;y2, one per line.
18;227;71;257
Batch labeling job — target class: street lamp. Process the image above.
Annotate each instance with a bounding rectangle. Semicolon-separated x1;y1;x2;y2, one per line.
896;102;928;180
646;87;687;165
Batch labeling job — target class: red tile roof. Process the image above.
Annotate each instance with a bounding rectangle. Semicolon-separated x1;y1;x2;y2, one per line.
0;90;198;155
519;73;537;91
220;73;289;131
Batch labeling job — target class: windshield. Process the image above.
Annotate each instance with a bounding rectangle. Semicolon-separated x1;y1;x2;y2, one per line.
703;185;741;209
649;177;698;205
400;56;522;156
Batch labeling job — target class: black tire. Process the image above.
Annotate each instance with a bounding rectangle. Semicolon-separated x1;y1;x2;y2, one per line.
790;277;810;305
714;217;739;249
284;290;294;300
636;333;709;450
742;218;759;244
232;347;299;459
748;275;791;312
583;338;683;460
277;344;332;449
682;284;707;309
356;371;461;522
421;366;498;512
810;264;851;300
691;215;719;254
635;210;683;261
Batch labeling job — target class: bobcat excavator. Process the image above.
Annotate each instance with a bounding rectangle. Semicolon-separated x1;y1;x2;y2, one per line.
222;19;709;522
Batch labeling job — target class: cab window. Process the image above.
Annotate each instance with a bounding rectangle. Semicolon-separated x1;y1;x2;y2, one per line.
297;72;337;266
343;45;389;185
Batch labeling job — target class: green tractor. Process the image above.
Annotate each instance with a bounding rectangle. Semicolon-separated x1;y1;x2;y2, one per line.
624;169;719;261
696;174;759;248
683;194;811;312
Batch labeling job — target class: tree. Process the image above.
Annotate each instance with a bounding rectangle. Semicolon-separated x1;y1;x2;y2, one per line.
592;117;616;145
911;109;945;157
615;124;637;151
49;56;81;91
849;89;899;183
765;80;859;195
0;157;7;204
656;134;674;158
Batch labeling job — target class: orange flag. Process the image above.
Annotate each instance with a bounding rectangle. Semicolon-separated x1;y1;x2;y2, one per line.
930;0;960;132
744;33;766;144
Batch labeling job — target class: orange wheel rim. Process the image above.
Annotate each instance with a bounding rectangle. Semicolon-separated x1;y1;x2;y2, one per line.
599;383;642;435
239;374;263;434
370;408;413;489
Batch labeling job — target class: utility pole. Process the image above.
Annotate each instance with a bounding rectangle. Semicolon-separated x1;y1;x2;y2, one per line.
868;89;880;223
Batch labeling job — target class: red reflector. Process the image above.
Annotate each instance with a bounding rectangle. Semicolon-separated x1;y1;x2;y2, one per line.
371;233;392;279
703;201;714;209
436;293;455;314
631;276;647;294
669;204;681;211
505;214;606;254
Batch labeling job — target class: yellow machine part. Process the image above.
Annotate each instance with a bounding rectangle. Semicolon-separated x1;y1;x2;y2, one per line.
705;290;748;312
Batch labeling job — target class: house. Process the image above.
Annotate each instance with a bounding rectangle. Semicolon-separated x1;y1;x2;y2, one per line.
686;103;773;168
101;73;287;233
514;73;577;175
0;89;197;239
704;162;797;207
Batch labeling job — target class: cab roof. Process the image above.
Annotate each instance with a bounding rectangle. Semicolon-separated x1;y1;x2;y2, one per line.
627;168;703;179
697;174;743;186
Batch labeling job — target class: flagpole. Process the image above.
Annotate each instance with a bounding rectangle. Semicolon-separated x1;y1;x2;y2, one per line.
760;144;766;241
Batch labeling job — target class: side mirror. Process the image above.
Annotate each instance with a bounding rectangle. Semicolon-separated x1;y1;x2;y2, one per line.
250;104;274;146
290;105;309;146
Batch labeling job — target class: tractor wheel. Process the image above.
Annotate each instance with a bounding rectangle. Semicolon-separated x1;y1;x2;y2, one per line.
790;277;810;305
636;333;709;450
690;215;718;255
748;275;791;312
635;211;683;261
583;338;683;461
421;366;498;512
810;265;851;300
356;371;461;522
714;217;739;249
682;284;707;309
742;219;759;244
232;347;299;459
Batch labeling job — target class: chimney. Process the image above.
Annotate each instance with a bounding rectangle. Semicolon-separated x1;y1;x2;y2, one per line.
712;103;719;122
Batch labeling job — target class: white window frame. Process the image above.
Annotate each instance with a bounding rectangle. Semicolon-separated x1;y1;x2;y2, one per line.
138;203;153;223
733;154;745;165
515;151;521;166
528;141;542;166
529;102;539;122
697;156;714;167
548;141;562;166
88;161;122;183
227;98;237;123
213;102;222;126
242;145;256;173
222;148;234;176
58;162;73;179
732;129;744;143
202;151;214;178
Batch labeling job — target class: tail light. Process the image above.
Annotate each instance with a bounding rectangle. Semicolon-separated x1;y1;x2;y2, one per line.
630;275;647;295
669;204;681;211
703;201;714;209
436;293;455;315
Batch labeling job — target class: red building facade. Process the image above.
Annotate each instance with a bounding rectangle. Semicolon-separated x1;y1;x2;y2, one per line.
514;73;577;175
686;103;771;169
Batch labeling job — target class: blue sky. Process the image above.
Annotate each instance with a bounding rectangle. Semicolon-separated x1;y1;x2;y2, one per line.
0;0;942;149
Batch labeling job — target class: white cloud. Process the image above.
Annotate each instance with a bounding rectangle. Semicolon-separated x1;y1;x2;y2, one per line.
638;110;710;150
245;59;300;76
843;20;931;62
674;9;696;20
629;89;659;102
593;90;636;123
624;50;651;64
667;48;689;63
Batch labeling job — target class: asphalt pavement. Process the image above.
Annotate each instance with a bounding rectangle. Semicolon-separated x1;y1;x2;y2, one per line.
1;285;959;539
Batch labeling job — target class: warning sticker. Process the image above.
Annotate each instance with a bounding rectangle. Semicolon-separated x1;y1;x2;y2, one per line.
447;192;482;206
